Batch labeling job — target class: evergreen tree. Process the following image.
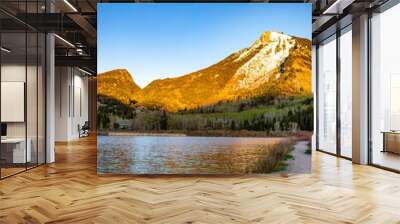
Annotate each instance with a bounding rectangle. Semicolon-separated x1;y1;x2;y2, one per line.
160;110;168;130
230;120;236;130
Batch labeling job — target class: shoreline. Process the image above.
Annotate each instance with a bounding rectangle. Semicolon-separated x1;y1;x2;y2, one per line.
97;130;312;140
105;132;187;137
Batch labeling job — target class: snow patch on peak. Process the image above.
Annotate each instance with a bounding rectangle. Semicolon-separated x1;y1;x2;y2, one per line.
270;32;291;40
233;33;295;90
234;32;293;63
258;32;292;45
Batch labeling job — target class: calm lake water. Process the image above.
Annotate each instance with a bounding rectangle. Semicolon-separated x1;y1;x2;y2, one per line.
97;135;290;174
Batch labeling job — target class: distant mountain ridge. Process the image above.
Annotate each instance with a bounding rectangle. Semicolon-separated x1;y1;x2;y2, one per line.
97;69;141;105
98;31;312;112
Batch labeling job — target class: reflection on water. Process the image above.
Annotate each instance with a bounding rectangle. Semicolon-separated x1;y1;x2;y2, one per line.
97;136;291;174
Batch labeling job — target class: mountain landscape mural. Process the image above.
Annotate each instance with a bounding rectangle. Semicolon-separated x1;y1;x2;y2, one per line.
97;3;312;175
98;32;312;112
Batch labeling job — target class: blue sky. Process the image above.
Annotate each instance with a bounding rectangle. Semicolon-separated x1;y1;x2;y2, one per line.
98;3;311;88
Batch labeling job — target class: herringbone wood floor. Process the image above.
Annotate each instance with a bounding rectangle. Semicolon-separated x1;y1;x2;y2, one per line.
1;136;400;224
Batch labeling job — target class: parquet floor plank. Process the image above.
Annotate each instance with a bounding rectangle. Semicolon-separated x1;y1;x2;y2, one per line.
0;136;399;223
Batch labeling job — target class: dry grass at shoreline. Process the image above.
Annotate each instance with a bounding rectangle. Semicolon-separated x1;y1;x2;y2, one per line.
246;139;294;173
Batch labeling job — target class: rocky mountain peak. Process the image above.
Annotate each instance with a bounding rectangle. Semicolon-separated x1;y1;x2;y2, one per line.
256;32;292;45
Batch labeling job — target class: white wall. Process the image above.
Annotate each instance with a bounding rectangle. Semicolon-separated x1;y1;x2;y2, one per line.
71;73;89;138
1;65;38;137
55;67;89;141
55;67;70;141
1;65;26;141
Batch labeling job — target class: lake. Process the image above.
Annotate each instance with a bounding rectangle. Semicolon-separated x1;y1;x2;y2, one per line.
97;135;293;174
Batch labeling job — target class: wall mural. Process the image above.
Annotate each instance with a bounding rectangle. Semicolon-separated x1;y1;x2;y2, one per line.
97;3;313;174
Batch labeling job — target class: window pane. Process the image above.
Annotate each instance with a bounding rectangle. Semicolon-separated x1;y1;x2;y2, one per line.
1;31;27;177
340;28;352;158
318;36;337;154
371;3;400;171
0;0;46;179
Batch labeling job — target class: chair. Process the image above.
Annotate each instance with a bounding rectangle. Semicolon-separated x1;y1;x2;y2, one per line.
79;121;90;138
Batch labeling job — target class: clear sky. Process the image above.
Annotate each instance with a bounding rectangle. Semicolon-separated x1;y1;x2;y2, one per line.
98;3;311;88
